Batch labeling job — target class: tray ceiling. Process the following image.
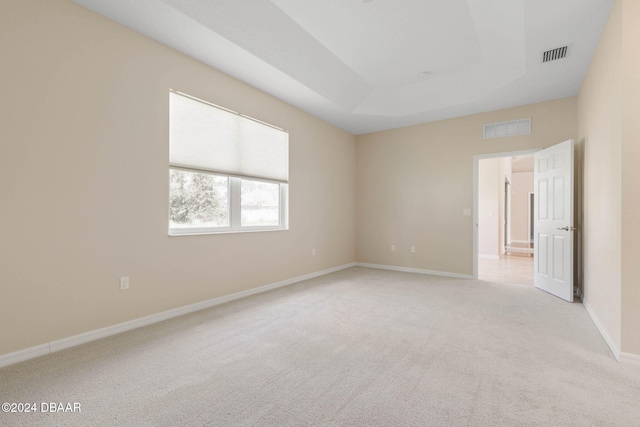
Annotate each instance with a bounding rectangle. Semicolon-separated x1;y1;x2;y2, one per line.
74;0;614;134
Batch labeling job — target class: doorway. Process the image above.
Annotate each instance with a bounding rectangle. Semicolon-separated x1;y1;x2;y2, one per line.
473;150;537;286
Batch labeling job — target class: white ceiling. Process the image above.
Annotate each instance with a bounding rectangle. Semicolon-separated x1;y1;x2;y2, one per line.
73;0;614;135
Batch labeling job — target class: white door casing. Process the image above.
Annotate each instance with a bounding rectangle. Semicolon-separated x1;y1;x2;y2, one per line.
534;139;574;302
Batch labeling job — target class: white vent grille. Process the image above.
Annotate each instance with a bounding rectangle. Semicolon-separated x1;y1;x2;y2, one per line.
483;118;531;139
543;46;568;62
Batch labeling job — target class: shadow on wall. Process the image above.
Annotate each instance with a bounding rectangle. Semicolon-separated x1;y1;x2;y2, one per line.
575;139;585;299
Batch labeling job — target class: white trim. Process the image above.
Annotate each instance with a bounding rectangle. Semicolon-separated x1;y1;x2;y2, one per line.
0;263;356;369
504;178;511;249
619;352;640;366
582;301;620;360
356;262;473;279
505;246;534;254
575;293;640;366
509;239;531;244
0;344;50;369
473;149;540;279
527;191;535;243
478;254;500;260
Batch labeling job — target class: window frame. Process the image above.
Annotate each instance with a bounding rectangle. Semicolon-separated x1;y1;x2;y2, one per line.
168;166;288;236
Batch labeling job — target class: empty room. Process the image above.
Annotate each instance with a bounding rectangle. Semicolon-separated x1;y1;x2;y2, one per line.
1;0;639;426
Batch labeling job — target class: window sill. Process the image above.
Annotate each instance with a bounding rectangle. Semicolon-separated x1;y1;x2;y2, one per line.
168;227;289;237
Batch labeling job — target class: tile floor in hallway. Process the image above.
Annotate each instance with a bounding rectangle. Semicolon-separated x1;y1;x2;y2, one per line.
478;254;534;286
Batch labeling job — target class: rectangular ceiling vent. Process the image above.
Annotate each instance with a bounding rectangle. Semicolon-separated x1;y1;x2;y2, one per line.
542;46;568;63
483;118;531;139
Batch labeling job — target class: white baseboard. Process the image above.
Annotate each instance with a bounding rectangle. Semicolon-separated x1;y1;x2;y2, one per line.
355;262;473;280
0;344;50;369
478;254;500;260
619;352;640;366
582;301;621;360
0;262;356;369
510;240;531;244
541;293;640;365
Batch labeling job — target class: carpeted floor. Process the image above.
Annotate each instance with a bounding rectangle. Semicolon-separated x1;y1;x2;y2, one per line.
1;267;639;426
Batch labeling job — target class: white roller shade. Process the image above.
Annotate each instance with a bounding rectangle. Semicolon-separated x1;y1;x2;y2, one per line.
170;91;289;182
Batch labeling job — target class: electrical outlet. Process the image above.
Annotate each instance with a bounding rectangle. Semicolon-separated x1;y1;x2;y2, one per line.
119;276;130;291
391;245;396;252
411;246;416;253
312;248;316;256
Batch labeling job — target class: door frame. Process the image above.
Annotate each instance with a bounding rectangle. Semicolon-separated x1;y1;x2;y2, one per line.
472;149;539;279
528;192;535;243
504;177;511;251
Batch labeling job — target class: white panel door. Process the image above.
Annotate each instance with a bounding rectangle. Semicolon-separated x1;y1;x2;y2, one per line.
534;140;574;302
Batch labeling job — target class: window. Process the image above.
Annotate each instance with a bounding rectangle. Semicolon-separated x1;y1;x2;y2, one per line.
169;91;288;235
169;169;229;230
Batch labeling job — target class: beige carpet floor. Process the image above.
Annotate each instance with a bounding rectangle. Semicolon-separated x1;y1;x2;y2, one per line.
1;267;639;426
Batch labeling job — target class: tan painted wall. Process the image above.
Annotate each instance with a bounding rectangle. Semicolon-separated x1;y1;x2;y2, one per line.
512;156;534;173
478;159;500;258
0;0;356;356
511;172;534;243
620;0;640;356
577;0;622;353
356;97;577;275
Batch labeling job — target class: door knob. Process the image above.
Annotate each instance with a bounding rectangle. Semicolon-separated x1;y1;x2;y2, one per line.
556;226;577;231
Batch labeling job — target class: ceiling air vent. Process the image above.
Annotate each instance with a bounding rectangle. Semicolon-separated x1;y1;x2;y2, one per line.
542;46;568;63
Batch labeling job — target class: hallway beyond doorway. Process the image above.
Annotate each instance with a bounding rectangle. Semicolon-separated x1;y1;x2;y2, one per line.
479;255;534;286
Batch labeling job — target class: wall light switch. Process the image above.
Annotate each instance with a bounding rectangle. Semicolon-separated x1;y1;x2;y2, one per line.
463;208;471;216
391;245;396;252
410;246;416;253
